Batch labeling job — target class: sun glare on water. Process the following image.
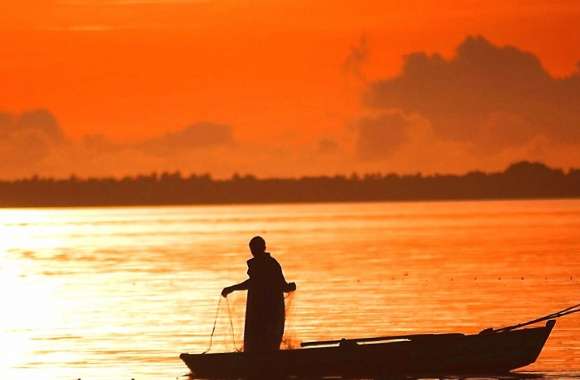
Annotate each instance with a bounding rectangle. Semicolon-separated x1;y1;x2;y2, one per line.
0;211;67;379
0;258;59;375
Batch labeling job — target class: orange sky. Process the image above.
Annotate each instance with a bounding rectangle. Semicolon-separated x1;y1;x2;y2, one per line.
1;1;579;178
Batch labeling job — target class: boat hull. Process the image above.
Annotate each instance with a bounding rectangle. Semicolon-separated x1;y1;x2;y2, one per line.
180;320;555;379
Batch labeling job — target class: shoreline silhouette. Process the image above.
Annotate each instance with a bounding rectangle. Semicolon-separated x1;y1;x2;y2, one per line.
0;161;579;207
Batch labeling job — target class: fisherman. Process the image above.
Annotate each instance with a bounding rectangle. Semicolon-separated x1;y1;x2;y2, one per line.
221;236;296;353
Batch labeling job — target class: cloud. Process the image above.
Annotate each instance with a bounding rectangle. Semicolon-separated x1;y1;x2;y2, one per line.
0;112;237;178
317;138;339;154
343;35;369;80
0;109;66;175
82;133;121;153
140;122;234;155
67;121;236;176
364;36;580;151
0;109;64;142
354;112;410;160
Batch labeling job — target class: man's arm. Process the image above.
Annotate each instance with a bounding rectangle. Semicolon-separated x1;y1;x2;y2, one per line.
222;279;250;297
276;262;296;293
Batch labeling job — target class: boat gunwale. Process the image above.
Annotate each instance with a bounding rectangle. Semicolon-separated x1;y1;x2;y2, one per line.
181;320;555;359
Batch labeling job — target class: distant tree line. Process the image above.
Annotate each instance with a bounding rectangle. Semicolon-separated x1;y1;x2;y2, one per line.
0;161;579;207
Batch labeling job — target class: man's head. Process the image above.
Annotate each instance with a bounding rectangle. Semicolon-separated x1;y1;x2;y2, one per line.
249;236;266;256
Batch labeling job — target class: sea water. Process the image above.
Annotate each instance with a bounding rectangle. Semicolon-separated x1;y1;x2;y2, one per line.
0;199;579;379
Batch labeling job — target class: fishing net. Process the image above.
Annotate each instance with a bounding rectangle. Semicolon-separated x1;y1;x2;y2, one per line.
203;291;299;353
203;295;243;353
282;291;300;349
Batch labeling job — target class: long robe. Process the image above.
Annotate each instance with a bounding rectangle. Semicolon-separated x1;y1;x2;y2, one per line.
243;253;291;353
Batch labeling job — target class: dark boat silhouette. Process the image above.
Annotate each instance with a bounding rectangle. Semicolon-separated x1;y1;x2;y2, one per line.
180;319;556;379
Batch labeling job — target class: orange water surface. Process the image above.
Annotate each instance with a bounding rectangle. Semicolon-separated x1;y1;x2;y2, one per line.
0;199;578;379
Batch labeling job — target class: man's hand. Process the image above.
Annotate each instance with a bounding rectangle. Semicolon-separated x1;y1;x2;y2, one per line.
221;286;233;298
287;282;297;292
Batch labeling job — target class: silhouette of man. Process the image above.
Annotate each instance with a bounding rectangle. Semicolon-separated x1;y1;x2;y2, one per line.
222;236;296;353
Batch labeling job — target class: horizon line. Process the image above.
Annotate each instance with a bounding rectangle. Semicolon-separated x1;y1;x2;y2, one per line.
1;160;577;182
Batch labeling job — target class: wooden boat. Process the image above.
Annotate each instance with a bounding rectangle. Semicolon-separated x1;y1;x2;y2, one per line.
180;319;555;379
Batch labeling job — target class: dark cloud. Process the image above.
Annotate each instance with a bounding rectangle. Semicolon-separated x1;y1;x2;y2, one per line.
0;109;65;174
364;36;580;151
17;110;64;142
0;109;63;143
141;122;234;155
355;112;410;160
